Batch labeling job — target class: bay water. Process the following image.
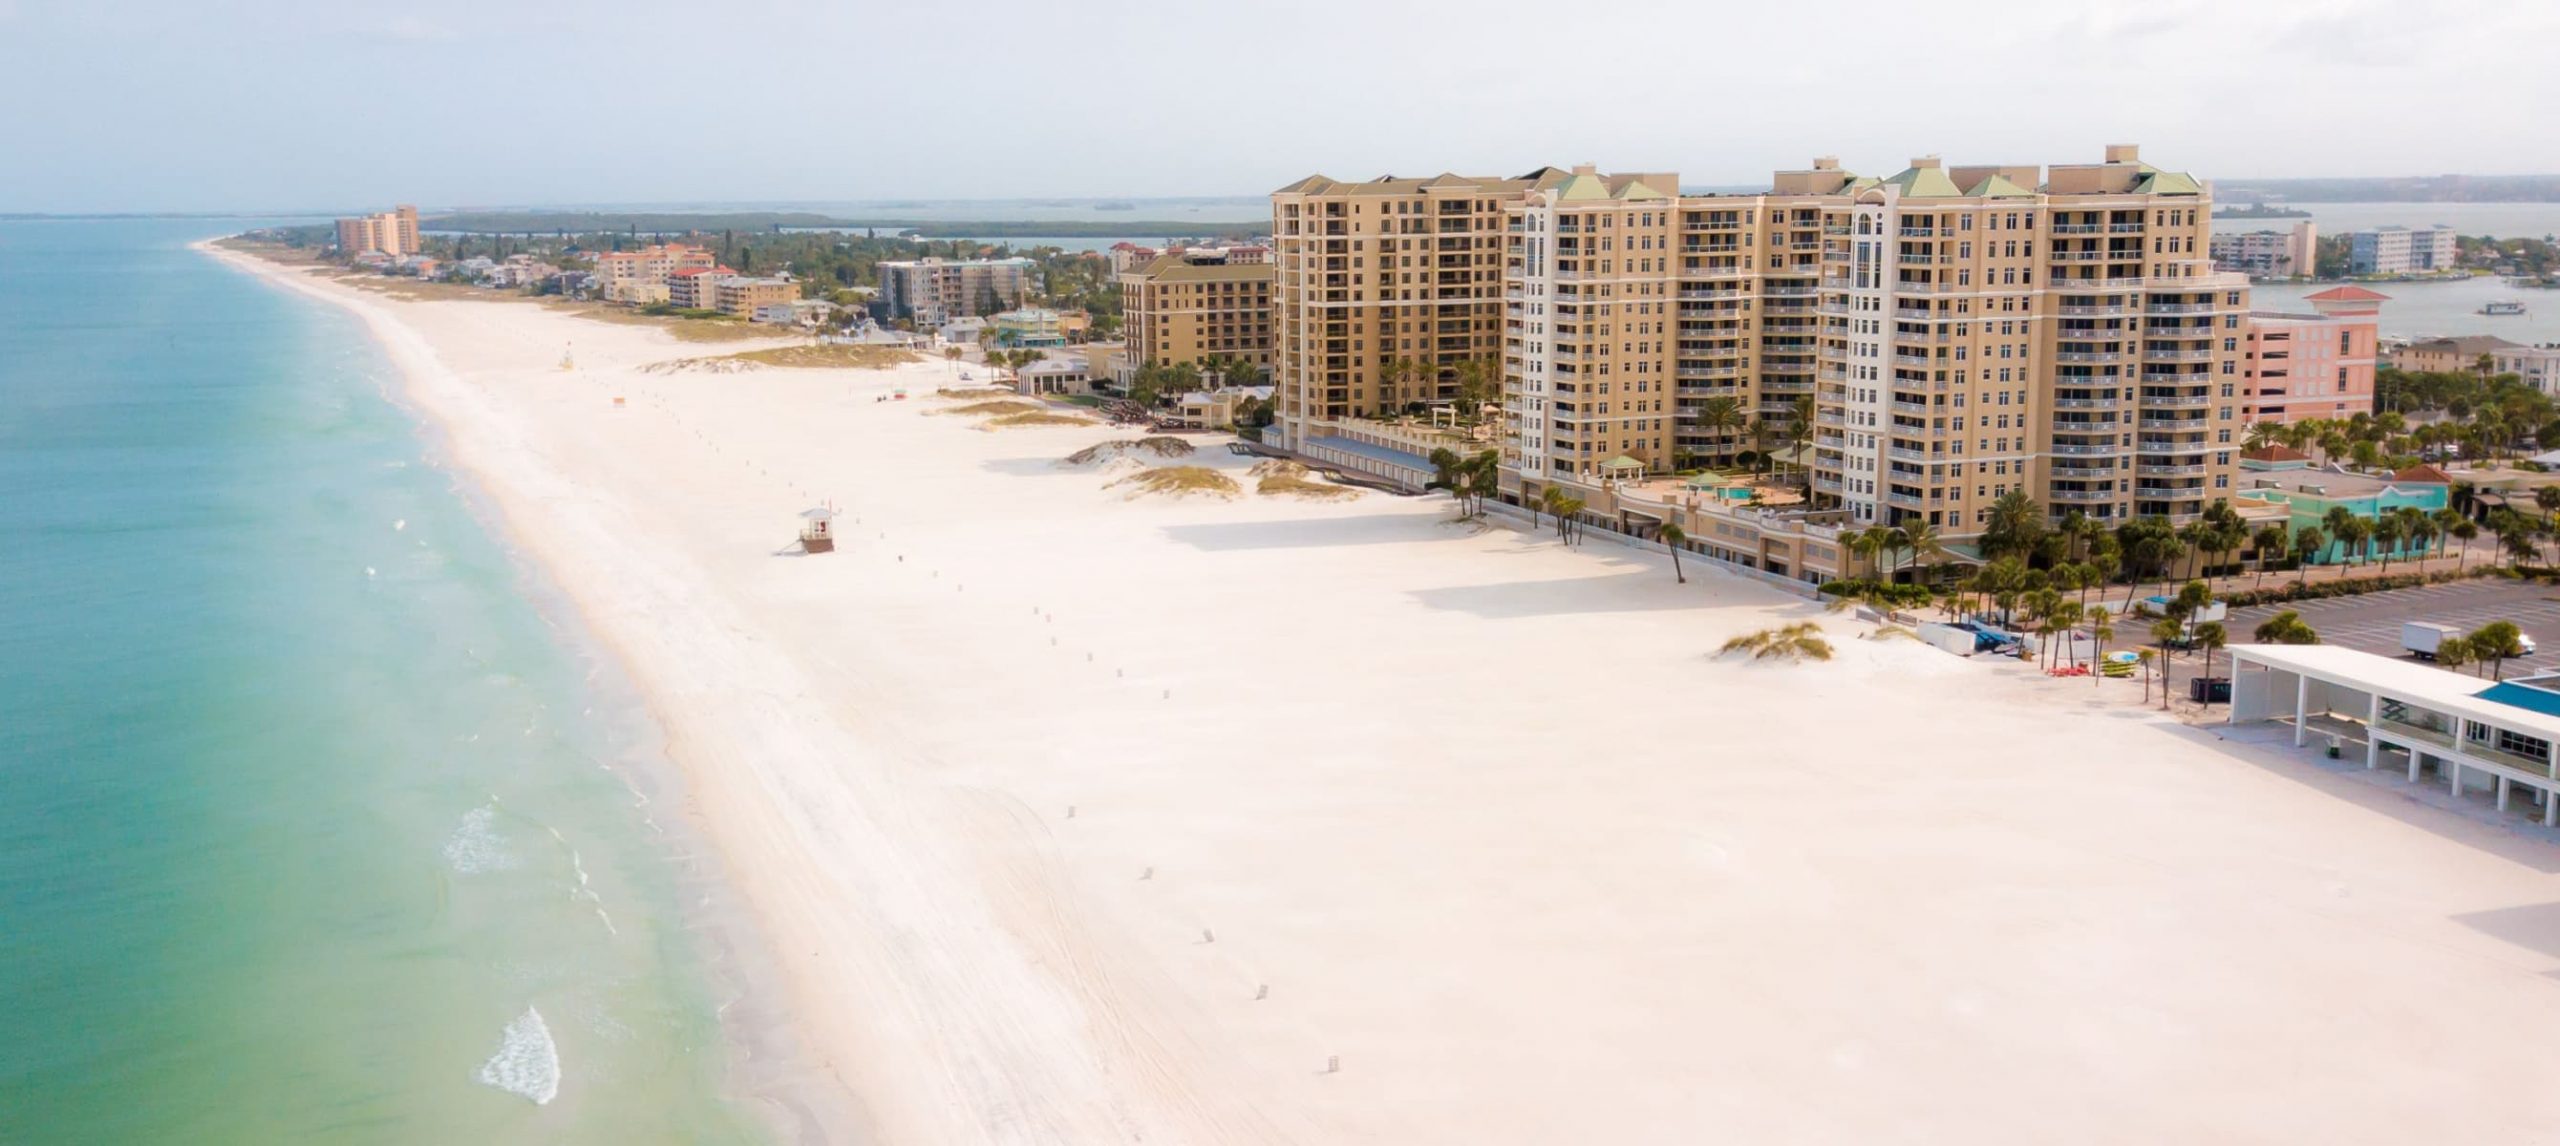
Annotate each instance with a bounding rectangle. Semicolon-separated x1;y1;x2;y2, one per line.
0;220;769;1142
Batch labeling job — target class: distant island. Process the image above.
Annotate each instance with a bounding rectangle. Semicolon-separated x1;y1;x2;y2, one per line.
2215;174;2560;203
2215;203;2312;219
1095;202;1136;211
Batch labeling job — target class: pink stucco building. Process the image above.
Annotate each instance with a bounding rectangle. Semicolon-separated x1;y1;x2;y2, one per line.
2240;285;2387;425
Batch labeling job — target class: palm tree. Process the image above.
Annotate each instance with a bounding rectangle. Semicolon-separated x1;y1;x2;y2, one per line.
2436;637;2475;677
1554;495;1586;544
1845;526;1886;582
2254;610;2320;644
1659;521;1688;583
2053;601;2088;670
2251;523;2290;588
2293;525;2326;586
2150;616;2186;711
1783;395;1817;485
2499;516;2541;570
1881;525;1915;584
1899;517;1945;586
2090;618;2115;688
2371;513;2405;576
2243;421;2282;451
1981;491;2046;562
2402;509;2438;570
1452;357;1498;422
2194;621;2229;697
2449;517;2480;571
1695;396;1746;466
1379;355;1421;416
2470;621;2527;681
2321;506;2357;562
2334;516;2373;569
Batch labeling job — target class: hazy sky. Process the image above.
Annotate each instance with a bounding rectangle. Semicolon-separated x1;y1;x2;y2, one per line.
3;0;2554;213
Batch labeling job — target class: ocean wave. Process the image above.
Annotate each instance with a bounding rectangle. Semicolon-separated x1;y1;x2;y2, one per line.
475;1007;562;1106
442;806;517;874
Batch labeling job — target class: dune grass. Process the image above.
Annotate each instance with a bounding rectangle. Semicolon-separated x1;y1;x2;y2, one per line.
935;400;1043;417
986;411;1096;428
936;386;1018;399
726;343;920;369
1107;465;1241;500
1257;472;1358;500
1065;436;1198;466
558;303;772;343
1718;622;1834;663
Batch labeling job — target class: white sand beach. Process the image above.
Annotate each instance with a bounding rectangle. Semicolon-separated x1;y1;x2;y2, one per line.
215;245;2560;1144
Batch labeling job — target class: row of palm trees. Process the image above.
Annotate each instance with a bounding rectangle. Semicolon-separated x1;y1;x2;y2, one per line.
1685;394;1817;481
2261;366;2558;469
1378;356;1501;423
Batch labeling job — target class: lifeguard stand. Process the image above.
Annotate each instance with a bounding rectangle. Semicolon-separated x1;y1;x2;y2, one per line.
797;506;836;554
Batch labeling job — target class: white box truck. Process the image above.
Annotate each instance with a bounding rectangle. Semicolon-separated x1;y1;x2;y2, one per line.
2404;622;2464;659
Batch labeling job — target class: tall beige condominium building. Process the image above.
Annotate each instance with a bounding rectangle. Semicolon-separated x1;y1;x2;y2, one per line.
876;257;1033;325
1119;250;1275;371
334;205;421;256
1503;146;2247;535
1270;169;1604;449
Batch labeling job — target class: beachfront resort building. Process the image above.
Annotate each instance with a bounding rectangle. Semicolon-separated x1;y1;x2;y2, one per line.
335;205;421;257
876;257;1034;325
1490;146;2249;534
2348;225;2458;275
2240;285;2386;423
2227;644;2560;825
1269;168;1579;451
594;243;719;302
713;276;797;320
1119;250;1275;372
667;267;732;311
2211;221;2318;279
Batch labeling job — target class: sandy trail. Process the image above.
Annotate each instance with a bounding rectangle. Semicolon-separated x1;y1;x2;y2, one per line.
214;245;2560;1145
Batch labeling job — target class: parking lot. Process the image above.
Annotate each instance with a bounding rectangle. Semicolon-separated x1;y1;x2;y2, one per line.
2224;579;2560;664
2147;579;2560;703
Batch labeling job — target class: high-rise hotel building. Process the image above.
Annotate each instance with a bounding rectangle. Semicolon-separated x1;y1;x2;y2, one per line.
1496;145;2248;534
1268;170;1613;450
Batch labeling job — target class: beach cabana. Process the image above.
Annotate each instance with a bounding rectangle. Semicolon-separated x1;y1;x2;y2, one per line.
1599;455;1646;481
797;506;837;554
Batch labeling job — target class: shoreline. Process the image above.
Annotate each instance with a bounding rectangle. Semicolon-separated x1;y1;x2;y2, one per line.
199;240;870;1143
201;239;2560;1144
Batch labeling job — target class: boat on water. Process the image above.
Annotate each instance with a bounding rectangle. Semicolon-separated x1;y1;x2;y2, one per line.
2480;300;2528;316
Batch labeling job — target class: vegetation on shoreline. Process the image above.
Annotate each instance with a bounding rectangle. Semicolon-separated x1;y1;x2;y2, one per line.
416;210;1259;240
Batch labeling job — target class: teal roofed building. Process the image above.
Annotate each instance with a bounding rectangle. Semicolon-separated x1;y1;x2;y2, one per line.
2231;448;2452;564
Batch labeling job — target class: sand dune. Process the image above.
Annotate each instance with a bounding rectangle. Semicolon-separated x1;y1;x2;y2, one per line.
212;244;2560;1145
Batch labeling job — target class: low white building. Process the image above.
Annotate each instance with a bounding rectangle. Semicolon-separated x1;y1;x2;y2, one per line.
2227;643;2560;823
2492;344;2560;395
1014;357;1095;396
752;299;838;326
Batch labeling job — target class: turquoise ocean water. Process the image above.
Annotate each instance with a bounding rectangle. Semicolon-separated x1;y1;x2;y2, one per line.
0;220;768;1142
